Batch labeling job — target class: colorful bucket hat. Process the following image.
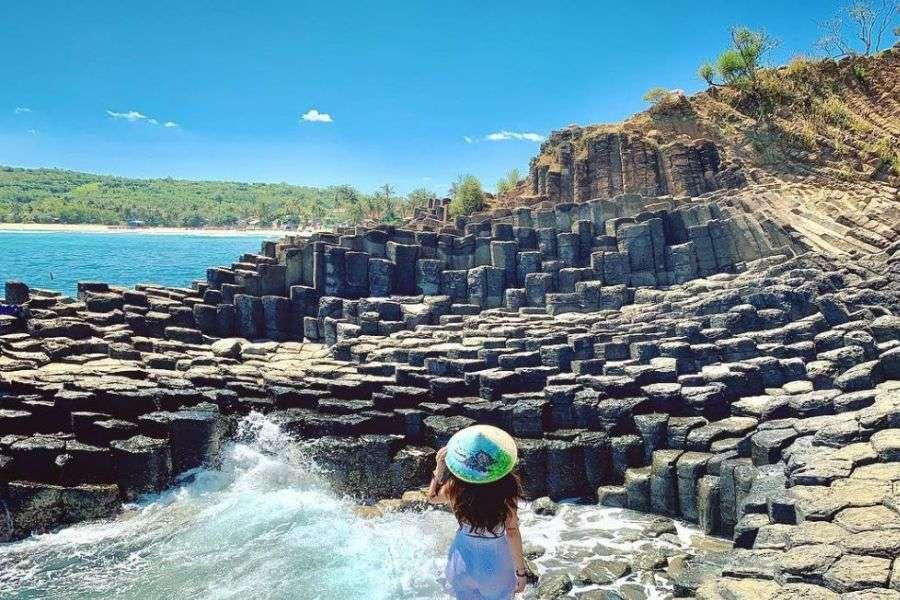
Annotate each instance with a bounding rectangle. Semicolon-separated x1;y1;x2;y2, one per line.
445;425;518;484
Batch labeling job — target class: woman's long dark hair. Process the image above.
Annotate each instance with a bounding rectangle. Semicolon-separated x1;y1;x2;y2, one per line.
443;471;523;535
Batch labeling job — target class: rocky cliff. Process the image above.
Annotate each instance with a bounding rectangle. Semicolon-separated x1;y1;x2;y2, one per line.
528;128;744;203
506;47;900;257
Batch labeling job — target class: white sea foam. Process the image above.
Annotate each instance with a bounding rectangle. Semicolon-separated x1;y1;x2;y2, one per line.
0;413;453;599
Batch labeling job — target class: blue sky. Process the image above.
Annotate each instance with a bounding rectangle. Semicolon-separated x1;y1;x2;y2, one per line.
1;1;853;195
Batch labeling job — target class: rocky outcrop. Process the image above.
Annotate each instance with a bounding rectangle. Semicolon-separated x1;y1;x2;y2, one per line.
527;128;745;204
404;195;453;231
708;180;900;255
181;194;804;346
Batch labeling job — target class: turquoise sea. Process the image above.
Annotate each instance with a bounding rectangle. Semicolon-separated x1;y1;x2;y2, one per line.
0;229;274;297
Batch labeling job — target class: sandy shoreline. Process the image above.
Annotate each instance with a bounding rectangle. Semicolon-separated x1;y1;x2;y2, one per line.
0;223;291;237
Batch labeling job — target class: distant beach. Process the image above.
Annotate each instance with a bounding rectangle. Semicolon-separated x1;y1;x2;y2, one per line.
0;222;294;237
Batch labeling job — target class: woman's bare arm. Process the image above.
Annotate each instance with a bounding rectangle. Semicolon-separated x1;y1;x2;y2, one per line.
505;508;527;592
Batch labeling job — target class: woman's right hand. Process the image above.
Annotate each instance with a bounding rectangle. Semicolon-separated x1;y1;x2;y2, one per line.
434;446;448;478
515;572;526;593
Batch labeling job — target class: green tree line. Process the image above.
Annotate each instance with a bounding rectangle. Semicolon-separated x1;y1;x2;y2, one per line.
0;166;437;228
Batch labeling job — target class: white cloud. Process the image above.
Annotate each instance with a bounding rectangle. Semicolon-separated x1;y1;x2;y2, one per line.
463;136;473;144
300;109;333;123
27;129;38;135
107;109;180;128
14;107;32;114
484;130;545;142
107;109;153;122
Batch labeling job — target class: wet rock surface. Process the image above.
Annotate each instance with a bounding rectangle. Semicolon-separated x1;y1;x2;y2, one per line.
2;192;899;596
513;503;731;599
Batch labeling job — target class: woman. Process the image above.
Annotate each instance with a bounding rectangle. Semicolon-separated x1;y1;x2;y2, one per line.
427;425;527;599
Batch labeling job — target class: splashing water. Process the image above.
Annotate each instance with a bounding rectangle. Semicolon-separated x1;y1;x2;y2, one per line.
0;414;455;600
0;414;703;599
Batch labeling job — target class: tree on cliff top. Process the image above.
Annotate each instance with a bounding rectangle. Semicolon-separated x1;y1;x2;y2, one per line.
698;27;778;91
816;1;897;57
448;174;485;217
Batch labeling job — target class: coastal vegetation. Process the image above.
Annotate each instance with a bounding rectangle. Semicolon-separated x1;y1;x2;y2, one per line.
0;166;432;228
447;174;486;217
699;34;898;176
631;20;899;183
495;169;522;196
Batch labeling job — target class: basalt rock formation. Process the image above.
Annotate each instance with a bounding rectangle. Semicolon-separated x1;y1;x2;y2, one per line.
528;129;745;203
2;189;899;597
506;46;900;262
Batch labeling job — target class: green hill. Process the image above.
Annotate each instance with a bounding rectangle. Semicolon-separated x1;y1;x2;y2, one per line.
0;166;429;228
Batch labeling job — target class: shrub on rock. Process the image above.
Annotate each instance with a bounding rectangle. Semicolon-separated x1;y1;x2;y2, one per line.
448;175;485;217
